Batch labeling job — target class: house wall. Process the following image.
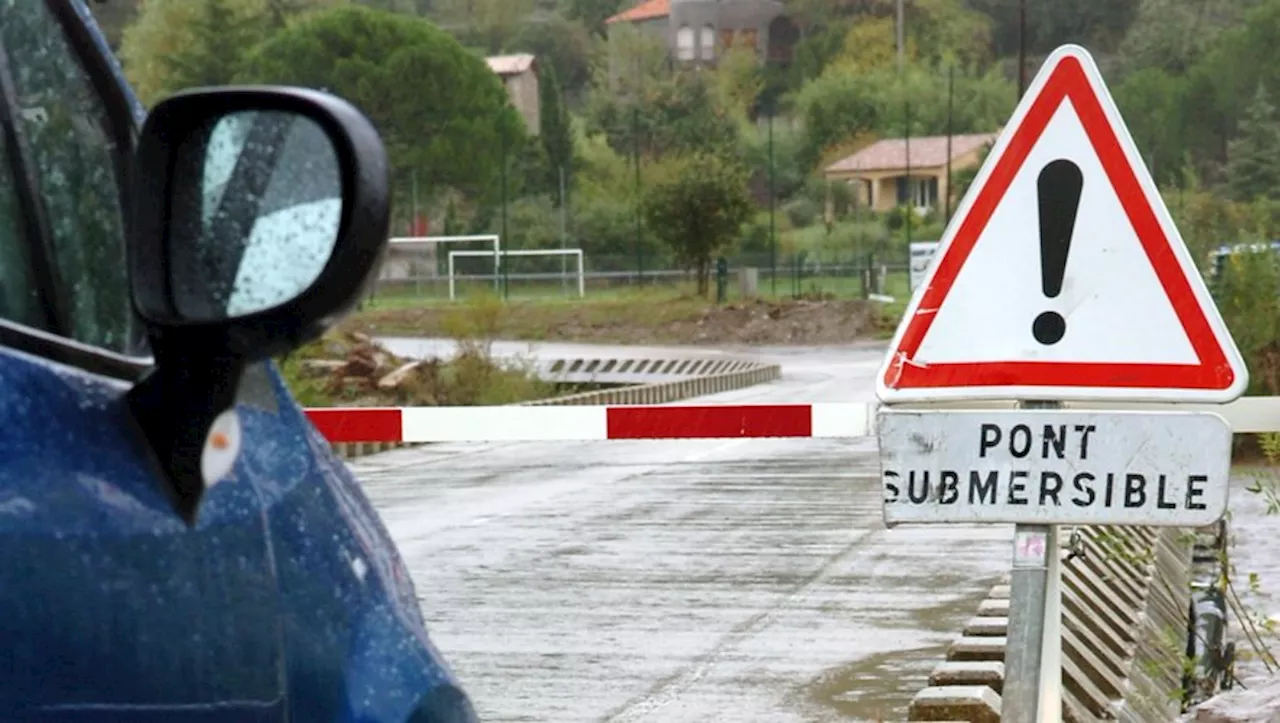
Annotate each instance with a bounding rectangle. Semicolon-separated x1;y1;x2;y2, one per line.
826;147;990;214
504;70;541;136
669;0;785;59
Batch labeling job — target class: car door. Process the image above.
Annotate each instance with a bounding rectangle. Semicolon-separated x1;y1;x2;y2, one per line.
0;3;288;719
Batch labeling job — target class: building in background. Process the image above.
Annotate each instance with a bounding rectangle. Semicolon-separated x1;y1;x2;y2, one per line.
823;133;998;216
604;0;797;66
485;53;541;136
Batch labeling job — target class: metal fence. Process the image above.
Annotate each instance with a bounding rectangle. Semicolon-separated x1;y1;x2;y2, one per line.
369;252;912;303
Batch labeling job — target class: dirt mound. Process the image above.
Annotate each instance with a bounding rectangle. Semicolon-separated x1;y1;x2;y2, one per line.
675;298;878;345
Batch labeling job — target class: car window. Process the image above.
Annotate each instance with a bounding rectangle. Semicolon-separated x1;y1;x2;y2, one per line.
0;136;46;330
0;1;138;354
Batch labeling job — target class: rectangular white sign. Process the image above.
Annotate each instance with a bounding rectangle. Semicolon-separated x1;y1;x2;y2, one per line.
908;241;939;292
877;409;1231;526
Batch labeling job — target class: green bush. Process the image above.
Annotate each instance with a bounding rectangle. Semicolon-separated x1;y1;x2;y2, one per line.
783;197;821;228
1212;249;1280;396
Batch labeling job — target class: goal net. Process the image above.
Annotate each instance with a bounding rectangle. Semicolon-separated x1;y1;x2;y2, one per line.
377;235;501;299
448;249;586;300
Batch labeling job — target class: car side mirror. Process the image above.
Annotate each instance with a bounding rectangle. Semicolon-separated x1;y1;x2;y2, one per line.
125;86;390;524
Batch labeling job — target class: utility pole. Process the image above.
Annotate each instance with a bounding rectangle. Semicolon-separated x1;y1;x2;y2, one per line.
500;120;509;300
904;101;912;248
945;65;954;222
895;0;905;74
559;165;568;296
768;97;777;297
633;106;643;287
1018;0;1028;98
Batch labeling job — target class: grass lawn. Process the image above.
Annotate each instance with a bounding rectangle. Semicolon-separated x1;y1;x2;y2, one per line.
343;279;897;346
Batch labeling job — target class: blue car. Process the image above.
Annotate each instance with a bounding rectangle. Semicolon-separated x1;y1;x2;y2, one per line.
0;2;477;720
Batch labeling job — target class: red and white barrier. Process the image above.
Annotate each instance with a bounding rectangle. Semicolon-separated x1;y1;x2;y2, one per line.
304;397;1280;444
305;403;872;443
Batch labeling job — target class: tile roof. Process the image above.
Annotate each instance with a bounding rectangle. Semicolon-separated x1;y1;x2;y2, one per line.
825;132;999;174
485;53;536;76
605;0;671;24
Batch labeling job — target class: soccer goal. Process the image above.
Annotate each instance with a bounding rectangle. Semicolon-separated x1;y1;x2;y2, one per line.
448;249;585;300
387;235;502;294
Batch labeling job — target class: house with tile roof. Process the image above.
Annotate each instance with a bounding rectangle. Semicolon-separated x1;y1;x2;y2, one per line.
824;132;999;215
604;0;798;66
485;54;540;136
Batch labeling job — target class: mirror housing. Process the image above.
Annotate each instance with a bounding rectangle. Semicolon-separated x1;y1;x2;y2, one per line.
126;86;390;524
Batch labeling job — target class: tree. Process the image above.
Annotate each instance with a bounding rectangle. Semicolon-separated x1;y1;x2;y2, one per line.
160;0;260;90
237;5;525;212
539;63;574;198
1227;84;1280;201
508;15;596;100
119;0;342;105
642;152;753;297
1114;67;1189;187
432;0;535;52
561;0;626;37
793;70;881;165
587;64;740;161
1118;0;1248;74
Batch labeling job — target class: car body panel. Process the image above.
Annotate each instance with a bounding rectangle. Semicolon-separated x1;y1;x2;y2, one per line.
0;3;476;721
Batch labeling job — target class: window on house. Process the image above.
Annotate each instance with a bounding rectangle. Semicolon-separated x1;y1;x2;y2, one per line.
676;25;695;61
700;25;715;60
896;177;939;210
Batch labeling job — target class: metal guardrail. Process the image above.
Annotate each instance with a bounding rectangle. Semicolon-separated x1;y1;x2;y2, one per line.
905;526;1194;722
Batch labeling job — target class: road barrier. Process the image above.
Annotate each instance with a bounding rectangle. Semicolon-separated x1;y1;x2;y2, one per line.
320;358;782;459
310;397;1280;457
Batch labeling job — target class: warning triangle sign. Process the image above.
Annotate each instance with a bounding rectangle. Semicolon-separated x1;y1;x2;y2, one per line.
876;44;1248;404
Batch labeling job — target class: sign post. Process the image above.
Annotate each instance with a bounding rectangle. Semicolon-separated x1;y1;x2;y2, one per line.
873;44;1248;720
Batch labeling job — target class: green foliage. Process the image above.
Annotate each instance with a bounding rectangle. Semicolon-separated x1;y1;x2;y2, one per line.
1212;248;1280;395
587;68;741;159
1227;84;1280;201
539;63;575;194
783;198;821;228
642;152;753;295
741;120;810;206
560;0;626;37
433;0;535;53
793;70;880;164
237;5;525;209
1114;67;1188;187
868;65;1016;138
794;63;1013;166
508;14;596;99
120;0;341;104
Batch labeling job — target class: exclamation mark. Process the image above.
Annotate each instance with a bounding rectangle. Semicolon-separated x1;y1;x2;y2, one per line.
1032;159;1084;346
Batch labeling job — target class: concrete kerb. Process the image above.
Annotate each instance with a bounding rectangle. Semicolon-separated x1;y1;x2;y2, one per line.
909;524;1194;722
329;358;783;459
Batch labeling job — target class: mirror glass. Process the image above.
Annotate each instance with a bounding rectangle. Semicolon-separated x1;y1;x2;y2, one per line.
167;109;343;321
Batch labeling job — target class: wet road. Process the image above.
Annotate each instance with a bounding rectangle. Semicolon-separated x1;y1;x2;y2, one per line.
353;344;1015;722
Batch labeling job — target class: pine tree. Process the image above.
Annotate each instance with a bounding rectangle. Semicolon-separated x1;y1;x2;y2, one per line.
1227;83;1280;201
160;0;262;91
539;62;574;203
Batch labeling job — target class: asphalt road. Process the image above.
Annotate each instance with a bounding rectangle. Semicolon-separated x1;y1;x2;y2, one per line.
353;343;1016;722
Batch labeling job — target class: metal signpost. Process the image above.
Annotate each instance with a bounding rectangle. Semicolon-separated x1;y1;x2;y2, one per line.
873;45;1249;722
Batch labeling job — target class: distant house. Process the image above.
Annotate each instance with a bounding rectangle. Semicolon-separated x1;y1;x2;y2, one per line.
604;0;798;66
823;133;998;215
485;54;540;136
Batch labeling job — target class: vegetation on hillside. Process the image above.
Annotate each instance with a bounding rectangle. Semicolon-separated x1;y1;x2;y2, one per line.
100;0;1280;395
